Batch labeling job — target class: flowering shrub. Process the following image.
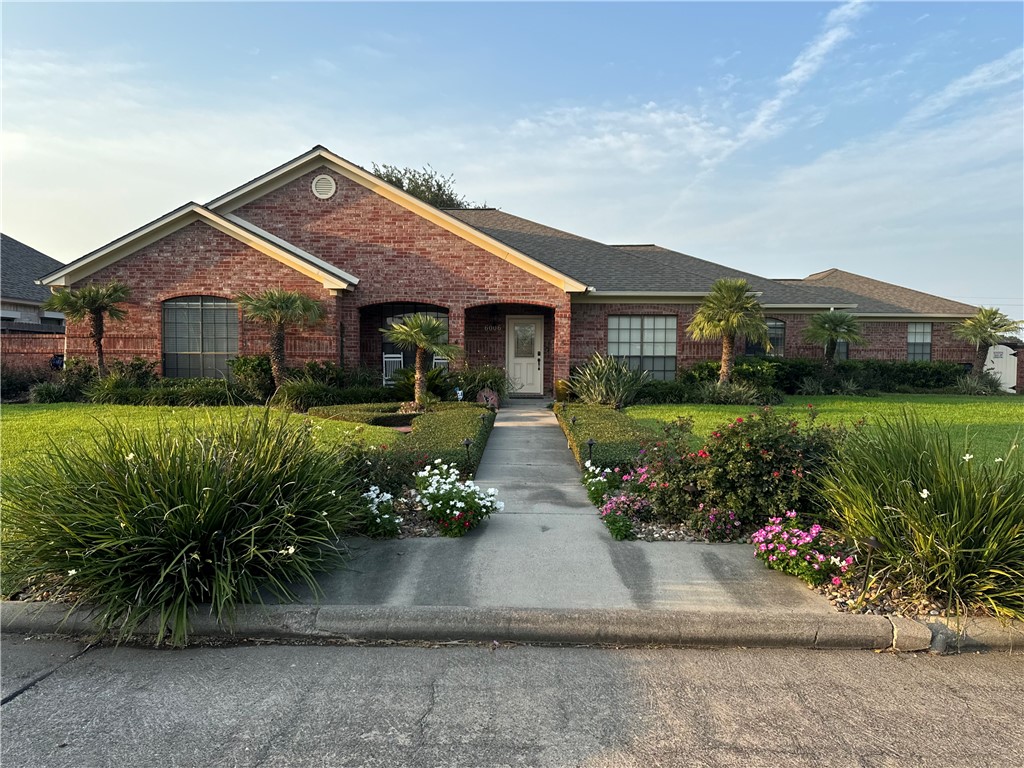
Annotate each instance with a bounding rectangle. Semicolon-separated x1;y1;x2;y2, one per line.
599;493;650;540
414;462;504;537
644;408;846;527
361;486;403;538
582;460;624;505
751;511;853;587
693;504;743;542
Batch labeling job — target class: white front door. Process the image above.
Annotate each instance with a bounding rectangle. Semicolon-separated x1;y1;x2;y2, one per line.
507;316;544;394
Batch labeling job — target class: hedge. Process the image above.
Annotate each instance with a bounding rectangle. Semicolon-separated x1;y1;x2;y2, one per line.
553;402;650;471
311;402;496;477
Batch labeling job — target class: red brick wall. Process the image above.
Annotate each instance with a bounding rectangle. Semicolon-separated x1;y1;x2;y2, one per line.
0;332;65;369
234;168;572;386
66;222;341;373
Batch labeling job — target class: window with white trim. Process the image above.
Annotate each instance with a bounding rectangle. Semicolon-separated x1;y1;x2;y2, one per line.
907;322;932;361
607;315;677;380
162;296;238;378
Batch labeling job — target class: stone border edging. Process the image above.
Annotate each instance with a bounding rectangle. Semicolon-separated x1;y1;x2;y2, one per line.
0;601;968;652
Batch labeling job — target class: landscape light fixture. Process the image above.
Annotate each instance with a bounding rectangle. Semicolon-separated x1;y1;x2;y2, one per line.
586;437;596;462
570;416;577;426
462;437;474;462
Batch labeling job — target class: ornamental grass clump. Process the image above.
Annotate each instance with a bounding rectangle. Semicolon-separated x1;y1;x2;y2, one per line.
751;511;853;586
818;411;1024;620
2;410;363;646
413;462;503;537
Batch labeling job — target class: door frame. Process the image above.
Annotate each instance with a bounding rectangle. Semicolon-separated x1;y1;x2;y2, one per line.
506;315;544;395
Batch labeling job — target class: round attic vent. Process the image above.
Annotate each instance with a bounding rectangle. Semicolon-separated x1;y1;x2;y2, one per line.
311;174;337;200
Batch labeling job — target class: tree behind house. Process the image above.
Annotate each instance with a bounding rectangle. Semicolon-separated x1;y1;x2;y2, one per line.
237;289;325;387
371;163;478;209
41;281;130;377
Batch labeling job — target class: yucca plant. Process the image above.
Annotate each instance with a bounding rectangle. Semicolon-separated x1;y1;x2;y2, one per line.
2;410;363;646
818;411;1024;620
569;352;650;409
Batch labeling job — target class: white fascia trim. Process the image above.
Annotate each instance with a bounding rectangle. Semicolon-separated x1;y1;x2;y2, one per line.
853;313;975;320
224;214;359;287
208;147;588;294
761;303;859;310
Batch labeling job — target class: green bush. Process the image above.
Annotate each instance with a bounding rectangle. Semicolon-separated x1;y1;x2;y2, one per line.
818;411;1024;620
271;380;399;412
1;362;54;400
570;352;650;409
951;372;1006;396
30;357;97;403
2;410;364;646
29;381;74;404
228;355;275;402
309;402;412;428
555;402;649;471
693;380;778;405
413;462;503;537
635;379;696;404
390;367;452;402
452;364;513;401
642;407;847;527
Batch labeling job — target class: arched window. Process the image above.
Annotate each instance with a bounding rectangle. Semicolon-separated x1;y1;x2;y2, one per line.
162;296;238;378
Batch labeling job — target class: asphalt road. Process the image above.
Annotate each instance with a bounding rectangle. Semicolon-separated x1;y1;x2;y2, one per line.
2;635;1022;767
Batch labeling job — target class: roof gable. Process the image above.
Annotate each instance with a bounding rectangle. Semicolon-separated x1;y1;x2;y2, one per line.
782;268;978;316
208;147;588;293
39;205;357;292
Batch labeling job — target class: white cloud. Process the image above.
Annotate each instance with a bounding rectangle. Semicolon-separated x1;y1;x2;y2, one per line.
902;47;1023;126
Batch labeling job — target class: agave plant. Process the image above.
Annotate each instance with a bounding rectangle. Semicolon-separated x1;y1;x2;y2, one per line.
569;352;650;409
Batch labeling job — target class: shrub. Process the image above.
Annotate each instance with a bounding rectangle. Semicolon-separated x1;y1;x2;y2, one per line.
228;355;275;402
599;493;647;540
951;372;1005;396
818;411;1024;620
390;366;452;402
452;364;513;401
692;504;744;543
1;410;364;646
1;362;54;401
413;462;503;537
644;407;847;527
109;357;159;388
555;402;650;471
271;380;399;411
29;381;73;404
30;357;96;403
581;460;625;505
569;352;650;408
693;380;771;405
751;511;853;587
635;378;696;404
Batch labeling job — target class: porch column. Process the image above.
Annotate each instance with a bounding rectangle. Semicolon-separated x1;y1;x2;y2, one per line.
553;304;572;386
448;305;466;368
338;297;360;369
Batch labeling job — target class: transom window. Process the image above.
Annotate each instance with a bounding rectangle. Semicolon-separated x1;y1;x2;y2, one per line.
907;322;932;362
607;315;677;380
162;296;238;379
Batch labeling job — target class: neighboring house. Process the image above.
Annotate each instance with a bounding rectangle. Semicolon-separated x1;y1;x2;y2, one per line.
38;146;978;394
1;234;66;369
2;234;66;333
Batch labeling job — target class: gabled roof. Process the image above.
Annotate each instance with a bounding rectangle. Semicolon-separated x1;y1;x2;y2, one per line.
1;234;64;304
445;210;853;306
39;204;358;293
207;146;588;294
778;268;978;316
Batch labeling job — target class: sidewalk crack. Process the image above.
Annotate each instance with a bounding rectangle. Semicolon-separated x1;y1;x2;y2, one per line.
1;639;98;707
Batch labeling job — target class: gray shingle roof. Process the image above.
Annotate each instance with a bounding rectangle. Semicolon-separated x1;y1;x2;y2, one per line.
1;234;63;304
445;209;849;305
777;269;978;315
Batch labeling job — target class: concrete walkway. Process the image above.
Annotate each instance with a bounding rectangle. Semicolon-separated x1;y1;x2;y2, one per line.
306;400;829;614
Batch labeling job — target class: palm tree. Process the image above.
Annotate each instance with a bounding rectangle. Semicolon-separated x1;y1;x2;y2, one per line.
236;289;325;387
41;281;130;376
687;278;770;384
803;310;865;372
382;313;461;407
953;307;1023;379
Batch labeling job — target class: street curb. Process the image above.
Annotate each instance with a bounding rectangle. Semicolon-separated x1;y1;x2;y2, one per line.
0;601;942;651
925;616;1024;654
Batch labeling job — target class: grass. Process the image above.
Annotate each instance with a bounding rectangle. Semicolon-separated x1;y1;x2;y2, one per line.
0;403;398;475
626;395;1024;459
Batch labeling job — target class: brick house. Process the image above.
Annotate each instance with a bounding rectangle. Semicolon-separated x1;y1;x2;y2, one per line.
38;146;982;394
1;234;66;369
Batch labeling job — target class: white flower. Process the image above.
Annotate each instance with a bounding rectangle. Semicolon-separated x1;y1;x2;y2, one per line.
279;545;296;556
995;458;1004;463
962;454;974;462
919;489;930;499
125;453;136;462
67;569;77;576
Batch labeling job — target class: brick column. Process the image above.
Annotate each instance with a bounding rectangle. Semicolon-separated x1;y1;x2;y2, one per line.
553;303;572;386
338;296;360;370
448;305;466;369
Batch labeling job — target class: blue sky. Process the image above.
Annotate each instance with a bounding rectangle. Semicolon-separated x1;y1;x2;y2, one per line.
3;1;1022;318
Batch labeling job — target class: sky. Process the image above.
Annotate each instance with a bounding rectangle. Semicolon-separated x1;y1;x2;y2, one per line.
3;1;1022;319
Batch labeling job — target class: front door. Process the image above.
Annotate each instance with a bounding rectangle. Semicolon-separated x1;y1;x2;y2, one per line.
506;316;544;395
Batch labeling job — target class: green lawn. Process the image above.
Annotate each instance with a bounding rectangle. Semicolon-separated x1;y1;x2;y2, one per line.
626;395;1024;459
0;403;398;475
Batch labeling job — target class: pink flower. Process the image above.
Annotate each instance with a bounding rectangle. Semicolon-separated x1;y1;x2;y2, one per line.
831;577;842;586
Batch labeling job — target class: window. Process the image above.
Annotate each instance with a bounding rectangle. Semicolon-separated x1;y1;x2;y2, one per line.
747;318;786;357
607;315;677;380
834;340;849;361
380;303;448;370
162;296;238;378
907;322;932;362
